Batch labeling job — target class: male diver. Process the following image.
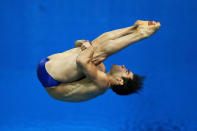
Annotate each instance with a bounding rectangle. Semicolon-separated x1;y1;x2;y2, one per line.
37;20;161;102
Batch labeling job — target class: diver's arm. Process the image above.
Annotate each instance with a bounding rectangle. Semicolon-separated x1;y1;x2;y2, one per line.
76;46;109;88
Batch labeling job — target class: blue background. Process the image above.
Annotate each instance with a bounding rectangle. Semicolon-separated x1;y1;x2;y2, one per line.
0;0;197;130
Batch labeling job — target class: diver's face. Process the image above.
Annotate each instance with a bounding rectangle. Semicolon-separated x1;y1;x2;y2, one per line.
110;65;133;79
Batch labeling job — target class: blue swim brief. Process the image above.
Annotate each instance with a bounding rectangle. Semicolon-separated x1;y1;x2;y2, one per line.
37;58;61;87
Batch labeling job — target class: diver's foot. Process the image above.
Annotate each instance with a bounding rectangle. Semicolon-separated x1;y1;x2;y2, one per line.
134;20;161;38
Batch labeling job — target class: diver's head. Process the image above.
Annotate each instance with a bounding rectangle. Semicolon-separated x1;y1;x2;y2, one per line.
108;64;145;95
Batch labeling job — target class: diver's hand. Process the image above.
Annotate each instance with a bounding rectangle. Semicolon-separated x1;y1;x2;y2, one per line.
81;41;91;51
134;20;161;38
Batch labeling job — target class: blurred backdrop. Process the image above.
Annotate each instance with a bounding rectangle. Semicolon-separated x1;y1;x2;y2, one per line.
0;0;197;130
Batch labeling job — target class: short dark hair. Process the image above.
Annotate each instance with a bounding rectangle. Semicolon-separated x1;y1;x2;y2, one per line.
111;74;146;95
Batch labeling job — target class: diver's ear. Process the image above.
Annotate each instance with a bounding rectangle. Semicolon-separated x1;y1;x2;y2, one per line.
110;77;123;86
118;78;124;85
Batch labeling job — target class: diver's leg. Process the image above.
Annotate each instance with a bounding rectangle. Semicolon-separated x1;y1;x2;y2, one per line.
74;26;134;49
91;21;161;64
91;25;137;45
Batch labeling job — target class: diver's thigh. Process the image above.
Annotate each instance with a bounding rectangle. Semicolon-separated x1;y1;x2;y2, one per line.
46;48;85;82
